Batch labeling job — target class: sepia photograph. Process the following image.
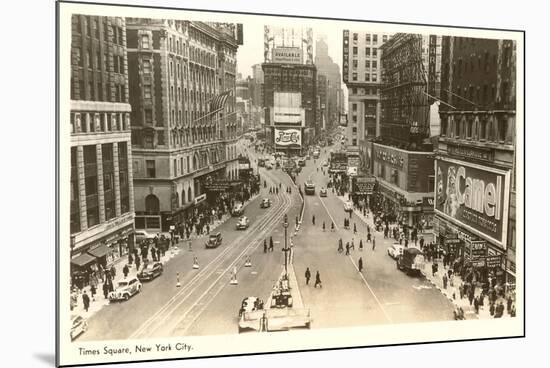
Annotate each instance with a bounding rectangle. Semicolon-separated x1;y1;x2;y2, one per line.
55;1;524;366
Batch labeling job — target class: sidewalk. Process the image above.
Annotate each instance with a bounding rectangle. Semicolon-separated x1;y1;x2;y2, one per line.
70;193;260;319
333;191;514;321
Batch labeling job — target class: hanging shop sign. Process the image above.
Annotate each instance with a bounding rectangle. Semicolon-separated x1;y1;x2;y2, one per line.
435;158;510;249
466;240;487;260
194;194;207;205
485;255;503;269
354;176;376;194
330;152;348;173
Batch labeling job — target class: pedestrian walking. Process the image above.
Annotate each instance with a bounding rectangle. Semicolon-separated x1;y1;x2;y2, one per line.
331;222;335;232
358;257;363;273
474;296;480;314
322;221;326;231
367;232;372;242
442;274;448;289
157;248;161;261
314;271;322;288
123;264;129;278
90;284;97;301
305;267;311;285
312;215;316;226
432;262;437;277
372;237;376;251
345;242;350;256
102;282;109;299
264;239;268;253
135;255;141;271
353;223;357;234
82;291;90;313
269;236;274;252
359;239;363;251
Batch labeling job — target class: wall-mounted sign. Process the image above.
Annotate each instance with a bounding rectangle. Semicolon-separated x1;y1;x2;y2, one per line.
272;47;302;64
274;128;302;148
448;143;494;163
375;147;405;168
354;176;376;194
435;158;510;249
194;193;207;205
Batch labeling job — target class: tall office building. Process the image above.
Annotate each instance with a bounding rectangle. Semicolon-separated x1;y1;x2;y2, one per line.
342;31;391;147
315;36;342;128
435;36;516;285
126;18;241;232
69;15;135;286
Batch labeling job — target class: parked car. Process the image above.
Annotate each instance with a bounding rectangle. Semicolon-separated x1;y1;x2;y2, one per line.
206;232;222;248
344;201;354;212
232;204;244;216
135;230;156;243
70;315;88;340
397;248;426;276
109;277;142;302
260;198;271;208
236;216;250;230
137;262;163;281
387;243;405;259
319;187;327;197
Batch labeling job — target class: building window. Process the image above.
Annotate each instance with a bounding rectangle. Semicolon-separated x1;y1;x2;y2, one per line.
352;73;357;81
390;168;399;185
372;49;377;57
142;34;150;49
143;60;151;74
365;60;370;68
353;33;358;41
352;103;357;111
365;73;370;81
441;117;447;136
372;74;377;82
466;118;473;138
103;173;113;191
383;35;388;43
144;109;152;125
372;60;377;68
85;176;97;196
87;207;99;227
454;119;461;138
157;131;165;145
365;47;371;56
352;59;358;68
353;47;358;55
373;34;378;44
144;85;152;100
366;34;371;42
174;159;178;176
498;117;508;142
352;139;357;146
146;160;156;178
480;118;488;140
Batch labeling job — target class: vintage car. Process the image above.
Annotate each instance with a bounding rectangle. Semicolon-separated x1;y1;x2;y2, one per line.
260;198;271;208
70;315;88;340
344;201;354;212
137;261;163;281
319;187;327;197
108;276;142;302
134;230;156;244
238;296;264;317
236;216;250;230
387;243;405;259
205;232;222;248
232;203;244;217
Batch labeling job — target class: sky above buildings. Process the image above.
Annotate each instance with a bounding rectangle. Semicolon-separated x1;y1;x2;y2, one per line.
236;22;347;108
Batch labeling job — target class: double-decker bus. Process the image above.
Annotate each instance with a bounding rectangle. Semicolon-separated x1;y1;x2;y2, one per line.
304;181;316;195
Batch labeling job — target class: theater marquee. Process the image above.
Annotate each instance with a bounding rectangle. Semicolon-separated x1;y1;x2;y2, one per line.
435;158;510;249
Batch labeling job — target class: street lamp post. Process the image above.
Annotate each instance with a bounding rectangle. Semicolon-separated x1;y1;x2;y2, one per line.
282;214;290;279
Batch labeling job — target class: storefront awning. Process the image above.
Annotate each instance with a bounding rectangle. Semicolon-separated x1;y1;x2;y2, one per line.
87;244;109;258
70;253;96;267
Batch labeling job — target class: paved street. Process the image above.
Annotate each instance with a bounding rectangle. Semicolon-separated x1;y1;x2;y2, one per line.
78;140;456;341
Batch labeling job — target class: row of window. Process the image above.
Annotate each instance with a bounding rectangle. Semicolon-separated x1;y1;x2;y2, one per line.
71;112;129;134
351;33;388;44
74;15;124;46
351;59;378;70
73;47;124;75
440;114;511;143
350;72;378;82
351;47;379;57
71;78;125;103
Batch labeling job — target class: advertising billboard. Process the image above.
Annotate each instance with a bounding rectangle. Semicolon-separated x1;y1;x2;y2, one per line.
435;158;510;248
274;128;302;148
330;152;348;173
272;47;302;64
